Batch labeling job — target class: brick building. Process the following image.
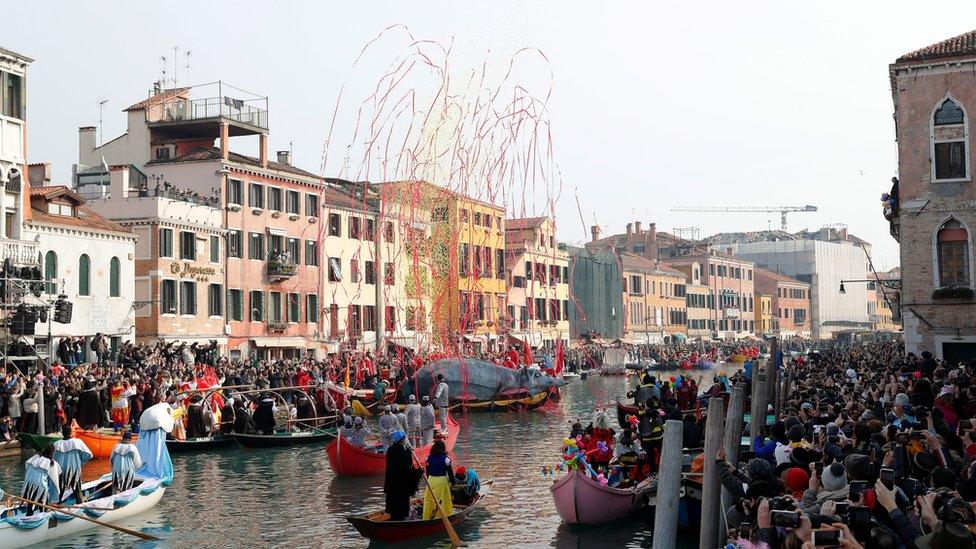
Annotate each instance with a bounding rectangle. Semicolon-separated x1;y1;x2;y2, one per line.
753;266;812;338
666;251;756;339
890;31;976;361
504;217;569;349
620;253;688;344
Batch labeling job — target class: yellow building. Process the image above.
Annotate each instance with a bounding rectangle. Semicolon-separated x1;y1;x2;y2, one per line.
755;293;772;335
381;181;506;352
621;253;688;343
504;217;569;349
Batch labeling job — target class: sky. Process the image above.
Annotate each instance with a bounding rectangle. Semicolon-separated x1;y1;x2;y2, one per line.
6;1;975;269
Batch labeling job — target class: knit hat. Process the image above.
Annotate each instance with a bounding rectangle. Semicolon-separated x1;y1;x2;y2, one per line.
844;453;872;481
408;394;417;402
748;458;773;480
774;442;794;466
785;467;810;494
894;393;910;407
822;462;848;492
801;402;814;412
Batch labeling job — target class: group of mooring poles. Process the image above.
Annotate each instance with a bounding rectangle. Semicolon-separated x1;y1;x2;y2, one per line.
651;338;785;549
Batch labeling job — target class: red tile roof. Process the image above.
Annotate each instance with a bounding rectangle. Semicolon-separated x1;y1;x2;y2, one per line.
29;185;84;203
146;146;320;180
124;88;191;112
506;217;547;230
28;186;132;235
897;30;976;63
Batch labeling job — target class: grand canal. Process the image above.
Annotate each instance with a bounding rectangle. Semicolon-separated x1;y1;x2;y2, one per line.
0;369;740;548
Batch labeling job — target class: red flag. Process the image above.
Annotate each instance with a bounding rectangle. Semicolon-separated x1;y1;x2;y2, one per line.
523;338;533;365
555;339;565;376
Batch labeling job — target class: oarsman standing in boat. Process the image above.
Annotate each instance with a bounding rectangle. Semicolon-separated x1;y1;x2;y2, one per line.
433;374;449;433
405;394;422;446
394;406;409;442
349;416;370;448
232;398;249;434
378;405;398;450
219;397;235;436
22;445;61;516
253;394;277;435
52;425;92;503
420;396;436;445
185;395;210;439
110;432;142;494
384;430;421;521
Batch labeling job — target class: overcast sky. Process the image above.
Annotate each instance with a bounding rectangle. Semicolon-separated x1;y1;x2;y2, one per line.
6;1;973;268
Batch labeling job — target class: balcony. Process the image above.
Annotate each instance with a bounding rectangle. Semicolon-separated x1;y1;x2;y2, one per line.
0;239;38;266
144;82;269;139
267;255;298;281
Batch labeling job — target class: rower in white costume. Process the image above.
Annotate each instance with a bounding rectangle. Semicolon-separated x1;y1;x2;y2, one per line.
377;405;398;450
110;431;142;494
52;425;93;503
420;395;436;446
405;394;422;446
22;446;61;516
349;416;370;448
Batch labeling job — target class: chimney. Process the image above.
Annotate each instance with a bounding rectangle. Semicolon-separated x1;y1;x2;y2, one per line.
626;223;633;237
819;227;830;241
727;246;734;256
153;80;162;95
840;227;848;239
79;126;96;159
277;150;292;165
27;163;51;188
645;222;657;261
635;221;642;234
590;225;601;242
108;165;130;199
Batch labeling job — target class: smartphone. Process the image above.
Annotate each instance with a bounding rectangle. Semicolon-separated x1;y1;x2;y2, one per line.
812;529;843;547
834;502;850;514
849;480;868;501
739;522;752;540
771;510;801;528
880;468;896;490
815;462;824;477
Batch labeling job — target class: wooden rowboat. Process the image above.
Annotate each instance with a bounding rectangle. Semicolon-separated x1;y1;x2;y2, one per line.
452;391;551;412
16;432;61;452
326;416;460;477
230;428;336;448
166;434;238;453
346;479;493;542
550;469;653;525
73;429;138;459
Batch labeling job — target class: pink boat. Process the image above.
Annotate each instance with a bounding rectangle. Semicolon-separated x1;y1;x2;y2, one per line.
550;469;653;524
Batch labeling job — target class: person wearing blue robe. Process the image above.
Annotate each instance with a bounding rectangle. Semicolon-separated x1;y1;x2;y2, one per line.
52;425;93;503
22;446;61;516
110;432;143;494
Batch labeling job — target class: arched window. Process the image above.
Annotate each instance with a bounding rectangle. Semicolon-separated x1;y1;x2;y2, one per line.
78;254;90;296
937;219;970;287
932;96;969;181
109;257;120;297
44;251;57;294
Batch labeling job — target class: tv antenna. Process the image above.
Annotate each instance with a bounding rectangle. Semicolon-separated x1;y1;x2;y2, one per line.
98;99;109;148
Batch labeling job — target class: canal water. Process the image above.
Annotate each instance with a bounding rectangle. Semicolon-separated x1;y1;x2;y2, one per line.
0;367;741;548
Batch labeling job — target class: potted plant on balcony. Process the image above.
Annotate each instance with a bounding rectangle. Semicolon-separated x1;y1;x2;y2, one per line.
932;286;975;300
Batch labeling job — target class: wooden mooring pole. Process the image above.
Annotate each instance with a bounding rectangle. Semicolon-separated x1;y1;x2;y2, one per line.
700;396;726;549
652;419;684;549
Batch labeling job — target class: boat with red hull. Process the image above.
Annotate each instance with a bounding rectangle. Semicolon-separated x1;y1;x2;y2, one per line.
325;416;460;477
346;479;492;542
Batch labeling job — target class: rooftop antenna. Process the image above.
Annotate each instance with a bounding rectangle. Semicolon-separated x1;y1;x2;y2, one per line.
342;145;351;179
98;99;109;148
172;46;179;88
160;56;167;90
185;50;191;87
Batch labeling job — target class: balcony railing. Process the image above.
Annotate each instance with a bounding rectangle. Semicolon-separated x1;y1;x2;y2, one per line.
0;239;38;266
146;97;268;130
268;255;298;280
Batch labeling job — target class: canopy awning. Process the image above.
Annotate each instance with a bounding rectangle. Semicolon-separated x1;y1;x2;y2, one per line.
508;331;542;347
160;335;228;345
463;334;487;343
251;336;308;348
671;332;687;341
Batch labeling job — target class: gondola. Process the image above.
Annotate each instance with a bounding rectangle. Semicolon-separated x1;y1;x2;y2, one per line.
326;416;460;477
550;469;653;524
347;480;493;542
73;427;138;459
166;434;238;453
451;391;551;412
16;432;60;452
230;428;337;448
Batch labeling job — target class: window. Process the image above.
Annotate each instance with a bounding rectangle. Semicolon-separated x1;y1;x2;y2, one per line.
365;219;375;241
287;238;300;263
180;231;196;260
249;183;265;208
228;289;244;321
227;179;243;205
365;261;376;284
460;209;469;223
432;207;448;221
329;213;341;237
286;190;300;214
385;262;394;285
44;251;57;293
78;254;90;296
496;249;505;278
329;257;342;282
385;221;394;241
460;243;470;276
180;281;197;314
249;232;264;260
268;234;283;256
268;187;283;211
329;304;339;337
3;73;24;119
305;194;319;217
474;212;481;226
227;230;243;258
288;293;300;322
161;280;177;314
204;236;217;263
351;258;360;283
349;217;361;239
363;305;377;331
937;219;970;287
109;257;121;297
349;304;362;334
47;202;72;216
208;284;223;316
269;292;282;322
305;240;318;266
386;305;396;328
160;228;173;258
250;291;264;321
933;97;969;181
306;294;319;323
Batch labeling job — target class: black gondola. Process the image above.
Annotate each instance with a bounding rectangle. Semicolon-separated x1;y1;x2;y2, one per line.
166;434;239;453
229;429;337;448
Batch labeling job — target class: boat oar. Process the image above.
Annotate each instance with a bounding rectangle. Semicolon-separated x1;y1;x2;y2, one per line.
5;492;160;541
411;450;462;547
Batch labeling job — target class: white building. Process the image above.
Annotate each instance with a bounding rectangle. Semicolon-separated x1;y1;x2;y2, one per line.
24;180;136;355
0;47;32;260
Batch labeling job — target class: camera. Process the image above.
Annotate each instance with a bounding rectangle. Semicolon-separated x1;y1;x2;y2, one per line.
880;468;896;490
834;502;850;515
812;529;843;547
848;481;868;501
771;510;801;528
768;496;796;511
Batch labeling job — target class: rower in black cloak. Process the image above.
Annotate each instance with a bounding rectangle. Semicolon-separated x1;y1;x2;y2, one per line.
233;398;250;434
185;395;209;439
295;393;315;422
219;397;235;436
253;393;277;435
75;377;103;430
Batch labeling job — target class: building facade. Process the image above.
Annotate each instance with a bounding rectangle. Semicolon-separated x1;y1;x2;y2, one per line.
665;252;756;339
0;48;34;270
753;266;812;338
756;293;772;335
889;31;976;361
504;217;569;349
566;245;624;340
620;253;688;344
684;262;713;339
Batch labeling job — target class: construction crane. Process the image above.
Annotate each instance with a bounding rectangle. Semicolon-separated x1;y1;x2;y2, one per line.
669;205;818;231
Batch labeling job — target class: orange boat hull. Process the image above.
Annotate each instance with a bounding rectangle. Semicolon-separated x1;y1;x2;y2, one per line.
74;429;138;459
326;416;459;477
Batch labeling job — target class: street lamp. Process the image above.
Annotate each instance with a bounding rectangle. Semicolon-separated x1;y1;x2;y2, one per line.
838;282;846;294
